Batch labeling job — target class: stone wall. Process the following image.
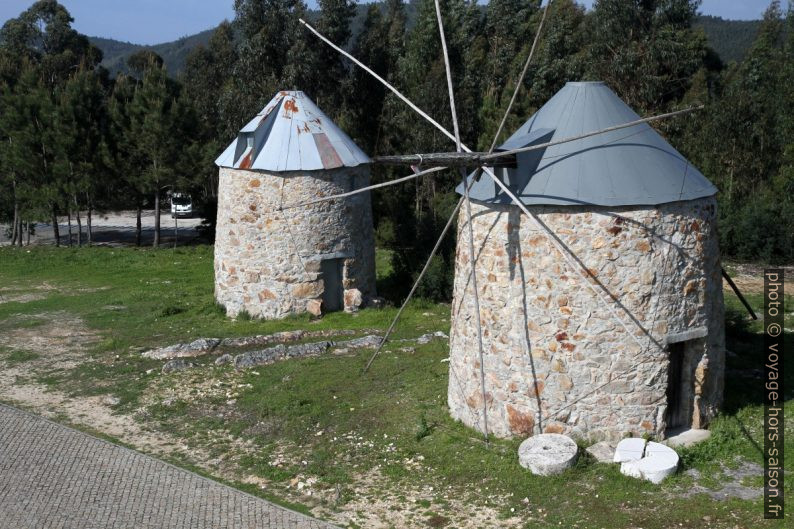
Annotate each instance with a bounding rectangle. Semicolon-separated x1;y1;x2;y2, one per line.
448;197;725;441
214;166;376;319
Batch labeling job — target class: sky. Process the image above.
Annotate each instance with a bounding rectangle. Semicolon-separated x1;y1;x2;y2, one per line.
0;1;782;46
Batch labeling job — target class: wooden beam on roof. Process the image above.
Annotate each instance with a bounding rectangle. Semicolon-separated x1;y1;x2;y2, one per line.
372;152;517;168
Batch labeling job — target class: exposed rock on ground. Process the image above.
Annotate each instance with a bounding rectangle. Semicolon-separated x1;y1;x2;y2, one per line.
233;335;385;369
680;461;763;501
234;342;333;369
215;354;233;366
146;330;449;372
142;329;377;360
144;338;221;360
162;358;196;374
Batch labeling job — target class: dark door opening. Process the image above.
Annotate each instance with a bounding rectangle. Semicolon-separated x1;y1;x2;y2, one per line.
665;341;686;429
321;259;344;312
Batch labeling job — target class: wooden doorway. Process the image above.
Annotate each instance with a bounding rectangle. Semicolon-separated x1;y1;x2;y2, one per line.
321;259;344;312
665;341;685;428
665;339;700;430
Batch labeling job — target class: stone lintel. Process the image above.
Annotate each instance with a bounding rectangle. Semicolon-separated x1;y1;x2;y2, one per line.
307;251;353;262
664;326;708;345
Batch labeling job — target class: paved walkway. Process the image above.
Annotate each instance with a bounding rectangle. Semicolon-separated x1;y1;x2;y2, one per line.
0;404;336;529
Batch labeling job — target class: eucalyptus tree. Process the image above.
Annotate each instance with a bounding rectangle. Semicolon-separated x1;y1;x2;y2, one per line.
523;0;588;112
232;0;307;121
687;1;792;261
376;0;480;298
312;0;357;112
585;0;708;114
183;22;239;200
344;2;399;154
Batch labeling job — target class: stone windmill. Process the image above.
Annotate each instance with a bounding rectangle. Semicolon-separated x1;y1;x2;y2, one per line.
214;91;376;319
278;2;749;447
448;81;725;441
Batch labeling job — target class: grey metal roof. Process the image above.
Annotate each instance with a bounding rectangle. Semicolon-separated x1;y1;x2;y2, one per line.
215;91;370;172
457;82;717;207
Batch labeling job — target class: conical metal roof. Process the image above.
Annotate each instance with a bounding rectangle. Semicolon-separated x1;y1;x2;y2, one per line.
458;82;717;207
215;91;370;172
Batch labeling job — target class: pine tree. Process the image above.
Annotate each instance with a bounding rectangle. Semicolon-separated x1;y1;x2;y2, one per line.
107;74;147;245
0;65;57;245
127;57;181;247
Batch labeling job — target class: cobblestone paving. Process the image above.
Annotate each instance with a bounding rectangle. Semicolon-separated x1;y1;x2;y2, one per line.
0;404;336;529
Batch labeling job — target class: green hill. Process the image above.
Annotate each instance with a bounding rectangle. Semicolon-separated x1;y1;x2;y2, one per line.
88;8;761;78
89;28;216;77
694;15;761;64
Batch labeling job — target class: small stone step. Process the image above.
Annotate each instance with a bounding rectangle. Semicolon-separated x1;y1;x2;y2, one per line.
613;437;646;463
664;428;711;448
586;441;616;463
518;434;579;476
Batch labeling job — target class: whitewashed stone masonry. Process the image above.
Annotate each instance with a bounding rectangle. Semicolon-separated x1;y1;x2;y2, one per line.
448;197;725;441
214;166;376;319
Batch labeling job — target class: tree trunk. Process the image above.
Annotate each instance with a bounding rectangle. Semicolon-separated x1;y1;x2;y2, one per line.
16;216;23;247
153;189;160;247
173;213;178;249
11;200;18;246
26;220;31;246
52;204;60;247
74;195;82;247
136;204;142;247
67;208;73;247
86;193;93;246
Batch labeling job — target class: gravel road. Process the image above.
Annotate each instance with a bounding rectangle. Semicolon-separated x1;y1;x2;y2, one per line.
1;210;206;247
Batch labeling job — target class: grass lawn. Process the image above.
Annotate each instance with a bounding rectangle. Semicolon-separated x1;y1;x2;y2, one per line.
0;245;791;528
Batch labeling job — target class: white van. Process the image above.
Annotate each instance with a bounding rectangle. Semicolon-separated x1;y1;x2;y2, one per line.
171;193;193;218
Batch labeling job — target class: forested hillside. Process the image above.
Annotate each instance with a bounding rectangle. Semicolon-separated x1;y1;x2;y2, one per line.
694;15;761;63
2;0;792;294
89;29;216;76
87;7;762;77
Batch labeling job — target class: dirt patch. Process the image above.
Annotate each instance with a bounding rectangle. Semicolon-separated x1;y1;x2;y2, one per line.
724;263;794;296
0;312;217;466
0;292;48;304
0;312;98;369
0;282;58;305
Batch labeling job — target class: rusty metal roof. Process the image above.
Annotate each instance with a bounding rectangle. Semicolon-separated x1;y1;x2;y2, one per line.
459;82;717;207
215;91;370;172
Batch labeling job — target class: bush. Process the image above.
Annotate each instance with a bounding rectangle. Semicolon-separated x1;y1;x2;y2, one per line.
720;195;794;264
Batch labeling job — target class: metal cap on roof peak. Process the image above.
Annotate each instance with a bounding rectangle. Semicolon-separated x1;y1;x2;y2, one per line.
458;82;717;207
215;91;370;172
